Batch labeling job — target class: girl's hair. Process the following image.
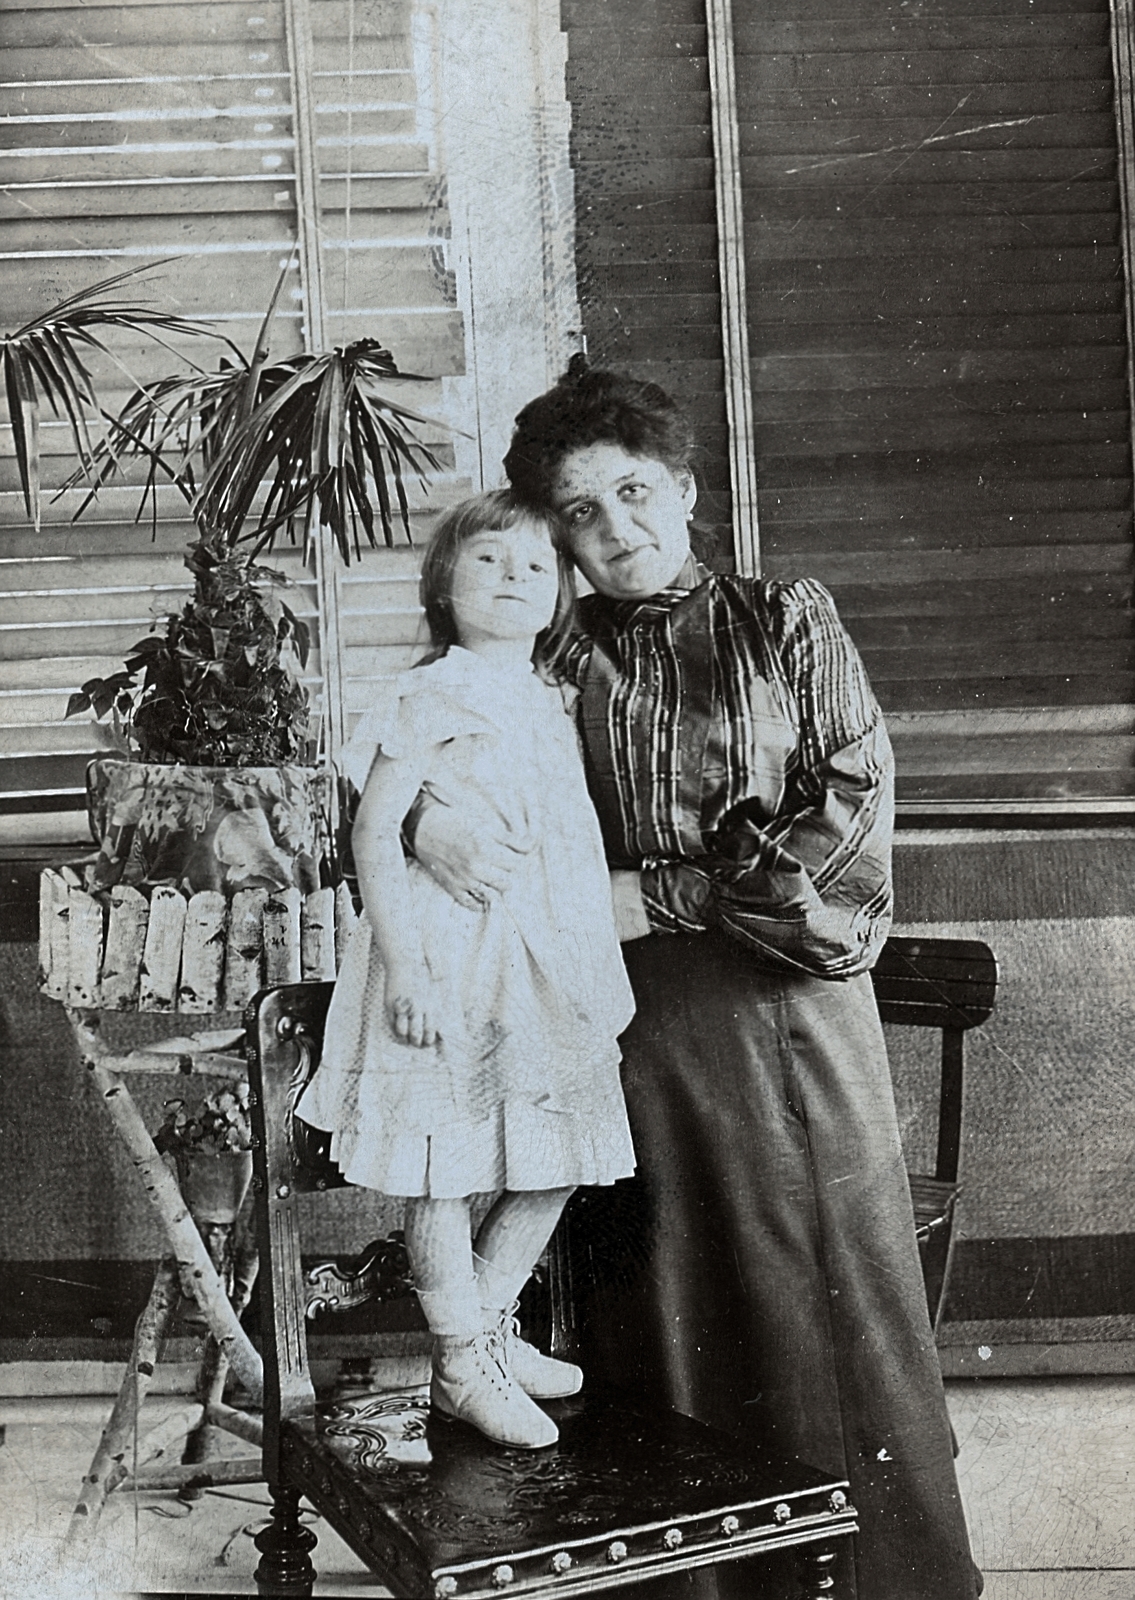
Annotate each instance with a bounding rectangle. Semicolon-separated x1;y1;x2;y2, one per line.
417;488;576;678
503;353;696;510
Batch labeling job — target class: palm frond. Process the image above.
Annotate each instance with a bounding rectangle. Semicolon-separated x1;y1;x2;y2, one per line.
7;260;187;334
1;260;232;528
5;261;456;559
3;344;40;525
351;394;400;547
239;257;291;424
185;341;444;559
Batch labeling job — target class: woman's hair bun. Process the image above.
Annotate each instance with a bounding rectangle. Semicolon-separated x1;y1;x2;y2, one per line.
505;360;695;508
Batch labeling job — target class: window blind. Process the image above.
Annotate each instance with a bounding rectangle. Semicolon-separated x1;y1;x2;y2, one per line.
734;0;1135;809
562;0;1135;810
0;0;463;848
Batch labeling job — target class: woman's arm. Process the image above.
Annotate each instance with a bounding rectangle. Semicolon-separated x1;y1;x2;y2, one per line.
403;646;593;905
354;745;446;1046
640;580;894;979
404;787;533;909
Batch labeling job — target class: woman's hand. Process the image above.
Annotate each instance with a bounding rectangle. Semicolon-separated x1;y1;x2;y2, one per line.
611;870;651;942
384;958;442;1048
411;794;532;910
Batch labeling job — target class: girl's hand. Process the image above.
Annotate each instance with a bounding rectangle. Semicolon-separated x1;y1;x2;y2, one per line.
384;960;442;1048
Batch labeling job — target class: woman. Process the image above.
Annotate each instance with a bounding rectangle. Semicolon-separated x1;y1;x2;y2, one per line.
410;359;980;1599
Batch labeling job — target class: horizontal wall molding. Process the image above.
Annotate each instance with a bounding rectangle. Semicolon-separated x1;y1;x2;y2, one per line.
894;833;1135;919
939;1337;1135;1378
889;706;1135;737
942;1233;1135;1324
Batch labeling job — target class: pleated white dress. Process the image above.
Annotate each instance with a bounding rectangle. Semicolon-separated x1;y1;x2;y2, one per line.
296;647;637;1198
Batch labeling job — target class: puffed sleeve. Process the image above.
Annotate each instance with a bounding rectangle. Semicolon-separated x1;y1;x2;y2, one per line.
640;579;894;979
341;667;495;792
557;629;593;690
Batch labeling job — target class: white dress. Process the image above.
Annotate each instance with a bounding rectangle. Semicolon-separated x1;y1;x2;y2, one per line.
296;647;637;1198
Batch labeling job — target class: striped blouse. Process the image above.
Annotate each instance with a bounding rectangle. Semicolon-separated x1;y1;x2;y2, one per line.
561;561;895;980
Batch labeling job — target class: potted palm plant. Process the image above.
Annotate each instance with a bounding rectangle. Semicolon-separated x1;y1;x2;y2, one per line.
8;262;447;1012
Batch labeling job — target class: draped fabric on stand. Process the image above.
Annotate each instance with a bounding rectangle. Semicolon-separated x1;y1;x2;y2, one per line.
0;0;463;849
563;0;1135;812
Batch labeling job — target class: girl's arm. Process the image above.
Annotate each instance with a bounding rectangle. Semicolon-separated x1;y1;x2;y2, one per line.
354;744;446;1047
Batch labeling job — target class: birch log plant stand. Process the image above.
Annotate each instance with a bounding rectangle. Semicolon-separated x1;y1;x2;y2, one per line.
60;1006;267;1542
39;778;358;1545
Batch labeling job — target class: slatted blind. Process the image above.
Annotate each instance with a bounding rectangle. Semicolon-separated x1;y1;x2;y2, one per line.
562;0;732;567
562;0;1135;810
302;0;468;744
0;0;462;848
735;0;1135;808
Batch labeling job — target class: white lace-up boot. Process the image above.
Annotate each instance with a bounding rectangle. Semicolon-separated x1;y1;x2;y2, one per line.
494;1303;583;1399
470;1249;585;1399
430;1329;559;1449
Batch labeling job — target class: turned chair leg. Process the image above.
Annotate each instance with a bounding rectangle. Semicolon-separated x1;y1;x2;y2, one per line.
253;1485;318;1597
797;1541;839;1597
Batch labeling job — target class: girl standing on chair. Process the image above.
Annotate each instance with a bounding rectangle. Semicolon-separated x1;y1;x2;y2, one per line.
297;489;636;1450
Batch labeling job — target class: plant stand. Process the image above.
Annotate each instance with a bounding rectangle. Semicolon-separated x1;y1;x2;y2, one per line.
40;802;355;1547
61;1007;267;1546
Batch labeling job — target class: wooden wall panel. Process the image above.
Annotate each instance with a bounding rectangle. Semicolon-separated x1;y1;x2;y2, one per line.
562;0;731;564
735;0;1135;806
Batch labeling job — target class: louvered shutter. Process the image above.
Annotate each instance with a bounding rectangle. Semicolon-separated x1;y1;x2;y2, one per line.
301;1;466;746
0;0;461;848
735;0;1135;810
562;0;1135;812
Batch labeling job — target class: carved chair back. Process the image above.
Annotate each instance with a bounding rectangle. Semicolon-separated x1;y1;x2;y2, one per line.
245;981;336;1476
245;979;419;1476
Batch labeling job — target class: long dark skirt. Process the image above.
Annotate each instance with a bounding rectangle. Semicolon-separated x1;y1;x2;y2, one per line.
566;930;978;1600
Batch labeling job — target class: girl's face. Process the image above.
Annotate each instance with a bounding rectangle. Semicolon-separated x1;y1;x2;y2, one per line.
448;519;561;649
552;442;696;600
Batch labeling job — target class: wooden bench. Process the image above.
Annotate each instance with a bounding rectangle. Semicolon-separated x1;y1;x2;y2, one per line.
871;935;999;1328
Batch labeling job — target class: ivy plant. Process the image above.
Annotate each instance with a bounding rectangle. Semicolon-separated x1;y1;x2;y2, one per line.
68;543;313;766
2;261;449;768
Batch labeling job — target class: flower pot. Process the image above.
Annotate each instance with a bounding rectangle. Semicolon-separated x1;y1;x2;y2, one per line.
174;1147;254;1226
86;759;336;897
37;761;351;1013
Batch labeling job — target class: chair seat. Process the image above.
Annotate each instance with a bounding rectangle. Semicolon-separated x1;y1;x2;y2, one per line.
278;1388;858;1598
908;1173;958;1242
907;1173;960;1329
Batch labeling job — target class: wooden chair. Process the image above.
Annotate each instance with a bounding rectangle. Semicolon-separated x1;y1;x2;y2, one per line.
245;981;859;1598
870;936;998;1328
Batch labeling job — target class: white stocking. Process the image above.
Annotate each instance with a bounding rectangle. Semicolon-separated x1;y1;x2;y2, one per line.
472;1187;575;1311
404;1196;484;1337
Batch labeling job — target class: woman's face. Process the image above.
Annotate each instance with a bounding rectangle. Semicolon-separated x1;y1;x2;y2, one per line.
552;442;696;600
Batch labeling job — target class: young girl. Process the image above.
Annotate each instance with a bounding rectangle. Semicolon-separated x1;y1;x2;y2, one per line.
297;490;636;1450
